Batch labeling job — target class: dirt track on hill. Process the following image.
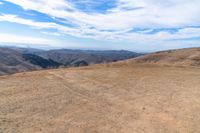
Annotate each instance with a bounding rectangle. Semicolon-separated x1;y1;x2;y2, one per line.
0;64;200;133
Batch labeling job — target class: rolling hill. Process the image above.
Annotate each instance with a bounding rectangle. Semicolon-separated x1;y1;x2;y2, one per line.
0;48;40;75
35;49;141;66
0;48;200;133
128;48;200;67
0;47;141;75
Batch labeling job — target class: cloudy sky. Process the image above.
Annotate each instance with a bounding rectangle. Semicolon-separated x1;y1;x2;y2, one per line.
0;0;200;52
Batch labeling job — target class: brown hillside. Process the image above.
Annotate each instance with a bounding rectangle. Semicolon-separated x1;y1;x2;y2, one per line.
1;56;200;132
125;48;200;67
0;48;40;75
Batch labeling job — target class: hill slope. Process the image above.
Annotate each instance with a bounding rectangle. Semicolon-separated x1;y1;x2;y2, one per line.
0;48;40;75
36;49;140;66
0;48;200;133
0;63;200;133
0;47;141;75
0;48;63;75
22;54;62;69
128;48;200;67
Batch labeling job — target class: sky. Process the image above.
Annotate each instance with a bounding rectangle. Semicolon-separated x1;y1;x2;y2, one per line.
0;0;200;52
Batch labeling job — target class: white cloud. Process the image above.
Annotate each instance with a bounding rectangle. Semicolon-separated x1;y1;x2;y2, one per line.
0;14;85;37
0;33;59;46
1;0;200;44
4;0;200;30
41;31;63;36
0;14;200;44
0;14;57;29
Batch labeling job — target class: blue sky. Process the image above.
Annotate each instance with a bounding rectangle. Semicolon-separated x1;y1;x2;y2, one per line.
0;0;200;52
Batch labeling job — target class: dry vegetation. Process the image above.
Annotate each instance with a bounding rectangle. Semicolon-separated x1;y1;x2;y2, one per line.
0;48;200;133
128;48;200;67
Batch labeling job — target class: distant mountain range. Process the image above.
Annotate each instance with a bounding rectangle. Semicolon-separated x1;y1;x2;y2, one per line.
0;47;141;75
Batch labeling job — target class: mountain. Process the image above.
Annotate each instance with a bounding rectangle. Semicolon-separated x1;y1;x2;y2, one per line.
35;49;141;66
0;48;40;75
22;54;62;69
1;48;200;133
0;47;141;75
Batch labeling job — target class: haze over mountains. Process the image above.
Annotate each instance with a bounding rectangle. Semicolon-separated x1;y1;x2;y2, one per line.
0;47;141;75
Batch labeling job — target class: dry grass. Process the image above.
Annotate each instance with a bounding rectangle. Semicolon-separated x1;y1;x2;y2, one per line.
127;48;200;67
0;63;200;133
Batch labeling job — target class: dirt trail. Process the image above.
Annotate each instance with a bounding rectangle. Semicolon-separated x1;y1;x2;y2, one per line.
0;65;200;133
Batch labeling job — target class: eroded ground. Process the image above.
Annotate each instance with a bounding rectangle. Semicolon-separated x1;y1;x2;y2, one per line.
0;64;200;133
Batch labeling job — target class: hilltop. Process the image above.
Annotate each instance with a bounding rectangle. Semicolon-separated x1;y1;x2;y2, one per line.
128;48;200;67
0;48;200;133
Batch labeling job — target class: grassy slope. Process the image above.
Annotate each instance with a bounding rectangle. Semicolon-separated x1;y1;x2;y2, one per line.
0;48;200;133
